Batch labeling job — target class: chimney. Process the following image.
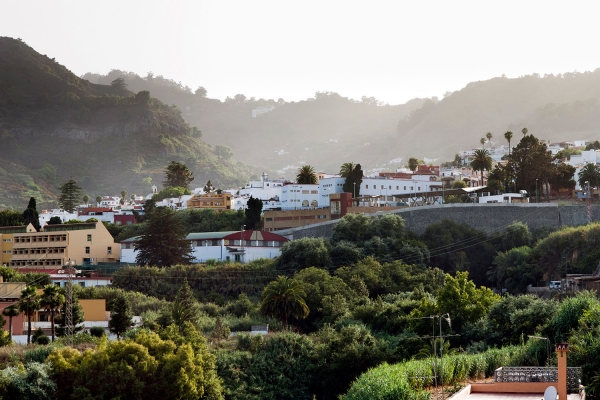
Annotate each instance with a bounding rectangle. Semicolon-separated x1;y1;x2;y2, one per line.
556;343;568;400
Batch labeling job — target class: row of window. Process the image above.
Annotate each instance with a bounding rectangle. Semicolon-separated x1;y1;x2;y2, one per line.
14;235;67;243
364;184;423;191
12;247;66;255
11;259;63;266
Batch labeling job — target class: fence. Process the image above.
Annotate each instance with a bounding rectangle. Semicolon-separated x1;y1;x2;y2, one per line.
494;367;581;389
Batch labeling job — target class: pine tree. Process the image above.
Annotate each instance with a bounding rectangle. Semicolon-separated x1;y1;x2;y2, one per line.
245;196;263;229
134;207;193;267
22;197;41;231
108;295;133;339
58;179;82;213
55;297;85;337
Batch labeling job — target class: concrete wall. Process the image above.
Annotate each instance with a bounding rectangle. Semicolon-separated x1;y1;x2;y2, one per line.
278;203;600;240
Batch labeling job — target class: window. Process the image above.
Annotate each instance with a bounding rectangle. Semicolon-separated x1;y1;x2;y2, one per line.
311;190;318;194
302;190;309;194
389;186;392;190
87;234;92;241
107;247;112;254
381;185;384;189
85;247;90;254
366;185;368;189
396;186;399;190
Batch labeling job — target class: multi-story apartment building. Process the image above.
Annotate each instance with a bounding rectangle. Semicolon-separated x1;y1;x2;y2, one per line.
1;224;37;266
186;192;232;212
6;221;119;268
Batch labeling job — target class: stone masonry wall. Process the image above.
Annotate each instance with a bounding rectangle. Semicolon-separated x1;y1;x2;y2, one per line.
278;204;600;240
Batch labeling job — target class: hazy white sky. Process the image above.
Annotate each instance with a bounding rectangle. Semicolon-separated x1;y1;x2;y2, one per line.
3;0;600;105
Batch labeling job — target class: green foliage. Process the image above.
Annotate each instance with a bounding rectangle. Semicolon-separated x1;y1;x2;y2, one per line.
543;290;597;343
578;162;600;189
277;237;331;271
108;294;134;339
502;222;532;251
48;325;223;400
153;186;191;202
216;332;314;400
19;285;41;344
54;296;85;337
470;149;492;186
341;163;364;198
40;284;64;341
260;276;309;328
22;197;40;231
244;196;262;229
57;179;82;213
343;346;527;400
163;161;194;189
0;209;24;227
135;207;193;267
296;165;318;184
89;326;106;337
0;362;56;400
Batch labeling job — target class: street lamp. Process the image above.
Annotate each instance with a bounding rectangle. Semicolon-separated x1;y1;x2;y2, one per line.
353;182;356;200
240;225;247;263
536;179;539;203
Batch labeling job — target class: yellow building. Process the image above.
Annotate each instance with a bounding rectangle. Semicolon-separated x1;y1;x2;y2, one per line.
8;221;119;268
187;192;232;212
1;224;36;266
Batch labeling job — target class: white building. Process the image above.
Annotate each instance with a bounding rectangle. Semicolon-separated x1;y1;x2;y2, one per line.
120;230;289;264
252;105;276;118
39;209;77;226
280;184;321;210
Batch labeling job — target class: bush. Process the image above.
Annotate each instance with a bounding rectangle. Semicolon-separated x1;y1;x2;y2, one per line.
36;336;50;345
89;327;106;337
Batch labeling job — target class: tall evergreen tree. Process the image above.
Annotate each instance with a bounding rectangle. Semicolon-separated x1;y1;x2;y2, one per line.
22;197;41;231
342;163;364;198
134;207;193;267
245;196;263;229
163;161;194;189
108;294;133;339
58;179;82;213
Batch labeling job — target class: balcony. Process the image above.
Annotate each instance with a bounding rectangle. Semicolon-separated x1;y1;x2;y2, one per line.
494;366;581;389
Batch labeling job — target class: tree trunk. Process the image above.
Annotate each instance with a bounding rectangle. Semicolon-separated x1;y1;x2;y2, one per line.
50;309;55;341
8;316;12;338
27;313;31;344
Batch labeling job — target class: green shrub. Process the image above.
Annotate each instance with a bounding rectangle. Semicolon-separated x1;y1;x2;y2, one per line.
89;327;106;337
36;336;51;345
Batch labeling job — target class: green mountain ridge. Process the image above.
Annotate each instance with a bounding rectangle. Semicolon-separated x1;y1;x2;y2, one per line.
0;37;259;210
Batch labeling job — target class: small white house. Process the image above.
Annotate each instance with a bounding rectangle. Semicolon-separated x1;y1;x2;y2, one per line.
120;230;289;264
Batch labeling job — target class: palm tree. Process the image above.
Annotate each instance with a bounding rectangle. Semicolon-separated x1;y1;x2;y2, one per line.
578;163;600;190
18;286;41;344
296;165;318;184
260;276;309;329
2;304;20;338
339;162;355;178
82;195;89;206
470;149;493;186
480;137;486;148
40;284;65;341
522;127;528;137
504;131;513;155
95;195;102;206
486;132;493;147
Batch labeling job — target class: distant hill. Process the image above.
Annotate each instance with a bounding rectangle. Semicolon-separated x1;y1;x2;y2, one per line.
82;70;426;175
0;37;259;210
84;69;600;172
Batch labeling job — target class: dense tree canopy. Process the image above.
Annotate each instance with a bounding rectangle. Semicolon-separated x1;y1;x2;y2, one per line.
163;161;194;189
58;179;82;213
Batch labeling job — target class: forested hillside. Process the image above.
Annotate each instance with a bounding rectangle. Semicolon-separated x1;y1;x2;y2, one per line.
0;37;259;209
82;70;426;175
85;69;600;172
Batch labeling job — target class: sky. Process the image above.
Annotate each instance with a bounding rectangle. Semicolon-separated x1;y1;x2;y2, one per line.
2;0;600;105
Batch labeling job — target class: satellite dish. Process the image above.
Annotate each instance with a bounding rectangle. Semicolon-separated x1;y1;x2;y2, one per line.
543;386;557;400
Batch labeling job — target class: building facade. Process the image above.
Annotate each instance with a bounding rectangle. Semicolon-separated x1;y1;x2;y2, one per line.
187;192;233;212
7;221;119;268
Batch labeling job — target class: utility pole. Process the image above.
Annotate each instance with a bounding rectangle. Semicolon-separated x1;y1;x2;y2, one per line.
587;181;592;224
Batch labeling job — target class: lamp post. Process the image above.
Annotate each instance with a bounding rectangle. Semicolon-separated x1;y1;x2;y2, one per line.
353;182;356;200
536;179;538;203
240;225;247;263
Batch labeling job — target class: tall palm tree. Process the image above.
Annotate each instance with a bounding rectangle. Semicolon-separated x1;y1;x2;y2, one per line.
480;137;486;148
339;162;355;178
260;276;309;329
18;286;41;344
486;132;493;147
95;195;102;206
578;163;600;190
522;127;528;136
296;165;318;184
2;304;20;338
504;131;513;155
470;149;493;186
40;284;65;341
